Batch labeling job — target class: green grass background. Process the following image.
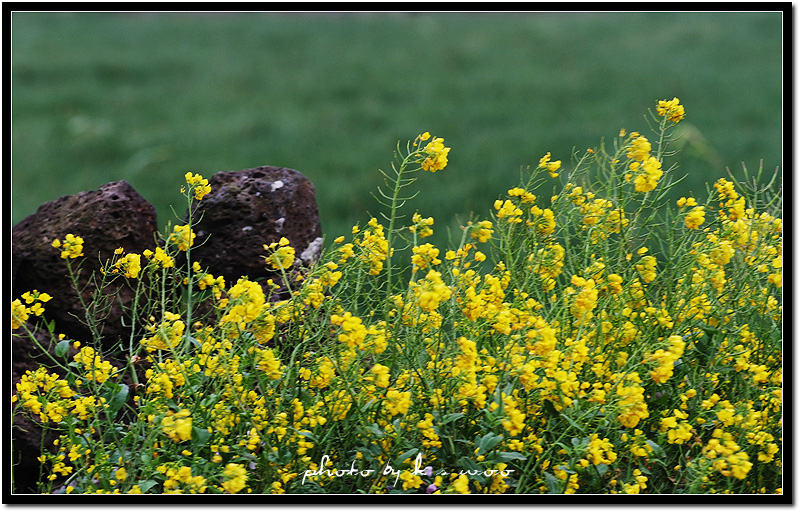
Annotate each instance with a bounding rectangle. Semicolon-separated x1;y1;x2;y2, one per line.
11;12;783;249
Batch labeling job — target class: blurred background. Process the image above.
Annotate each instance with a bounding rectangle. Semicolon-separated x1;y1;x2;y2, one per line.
11;11;783;249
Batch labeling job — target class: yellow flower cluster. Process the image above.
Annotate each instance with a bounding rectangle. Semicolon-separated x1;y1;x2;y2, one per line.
411;243;441;271
538;152;562;178
112;252;142;279
157;463;208;494
264;237;296;270
656;97;685;123
700;429;753;480
410;212;434;238
330;311;388;354
13;106;782;495
623;135;663;193
644;335;686;384
418;132;450;172
355;218;391;275
73;346;118;384
169;225;195;252
143;246;175;268
184;172;211;201
467;220;494;243
52;234;84;259
410;270;452;312
14;368;75;420
220;278;266;328
141;311;186;352
160;409;193;442
12;290;52;329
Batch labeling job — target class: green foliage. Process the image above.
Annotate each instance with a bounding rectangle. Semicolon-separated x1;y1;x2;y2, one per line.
12;99;782;495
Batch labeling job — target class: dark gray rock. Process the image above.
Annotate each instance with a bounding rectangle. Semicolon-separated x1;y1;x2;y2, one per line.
186;166;323;285
11;180;158;348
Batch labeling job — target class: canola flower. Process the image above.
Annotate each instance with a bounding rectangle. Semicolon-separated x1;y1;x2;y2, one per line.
657;97;686;123
418;132;450;172
141;311;186;352
169;225;195;252
12;99;782;496
12;290;52;330
184;172;212;201
264;237;296;271
538;152;562;178
51;234;84;259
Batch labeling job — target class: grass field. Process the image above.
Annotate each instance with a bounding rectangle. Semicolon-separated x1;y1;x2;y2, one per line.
11;11;783;248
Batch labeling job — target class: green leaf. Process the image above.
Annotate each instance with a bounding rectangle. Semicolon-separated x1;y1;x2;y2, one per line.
440;412;464;425
55;339;71;358
496;451;527;462
106;383;129;413
544;471;563;494
200;393;219;408
476;433;503;455
192;426;211;447
298;430;319;443
361;424;384;438
137;480;159;493
646;439;666;458
561;413;584;432
554;441;573;455
394;448;419;467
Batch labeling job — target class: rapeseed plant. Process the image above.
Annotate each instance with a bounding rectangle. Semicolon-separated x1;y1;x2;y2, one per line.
12;98;782;495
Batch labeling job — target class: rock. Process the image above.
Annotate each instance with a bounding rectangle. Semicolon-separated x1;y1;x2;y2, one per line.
186;166;323;286
11;322;72;494
11;181;158;349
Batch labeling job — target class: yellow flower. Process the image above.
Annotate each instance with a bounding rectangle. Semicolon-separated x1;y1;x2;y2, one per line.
657;97;685;123
494;199;523;223
169;225;195;251
264;237;296;270
185;172;211;200
144;246;175;268
221;463;248;493
635;255;658;283
451;474;470;494
627;136;651;162
420;136;450;172
410;212;435;238
221;278;266;327
538;152;562;177
73;346;118;384
411;270;451;311
411;243;441;271
256;347;283;379
113;253;142;279
161;409;193;442
685;206;705;229
632;156;663;193
52;234;84;259
467;220;493;243
370;363;391;388
384;389;412;417
356;218;390;274
141;311;186;351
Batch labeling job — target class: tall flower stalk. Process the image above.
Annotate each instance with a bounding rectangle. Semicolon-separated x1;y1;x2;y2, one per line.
374;132;449;310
